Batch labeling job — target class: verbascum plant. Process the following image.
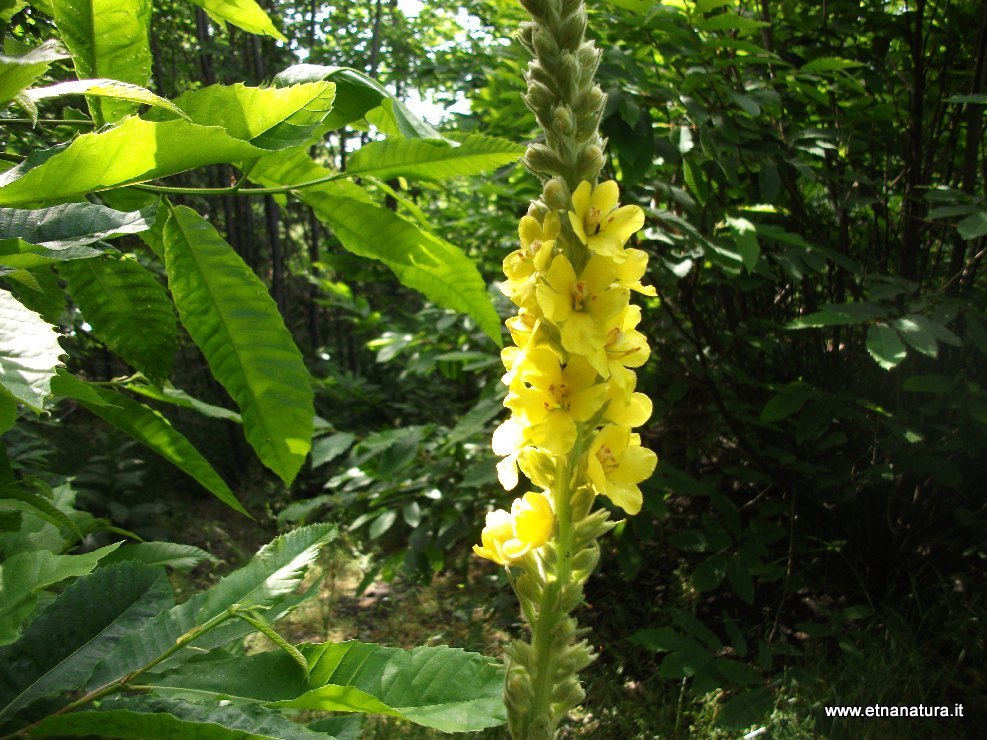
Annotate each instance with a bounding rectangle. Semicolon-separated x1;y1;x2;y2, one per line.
472;0;658;737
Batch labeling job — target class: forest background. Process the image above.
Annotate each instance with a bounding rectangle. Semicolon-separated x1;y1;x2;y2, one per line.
1;0;985;737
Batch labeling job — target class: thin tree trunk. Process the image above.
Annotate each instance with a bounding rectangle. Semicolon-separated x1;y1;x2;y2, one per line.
900;0;926;283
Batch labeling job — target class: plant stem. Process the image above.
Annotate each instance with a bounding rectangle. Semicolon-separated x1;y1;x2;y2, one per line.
131;171;346;197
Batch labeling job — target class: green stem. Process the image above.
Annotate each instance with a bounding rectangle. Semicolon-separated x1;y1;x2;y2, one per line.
518;459;578;739
0;118;95;127
131;171;346;197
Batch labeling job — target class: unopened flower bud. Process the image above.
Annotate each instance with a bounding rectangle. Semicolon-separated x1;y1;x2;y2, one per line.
542;178;568;211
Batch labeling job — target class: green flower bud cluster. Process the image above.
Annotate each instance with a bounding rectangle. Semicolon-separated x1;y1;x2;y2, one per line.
518;0;607;191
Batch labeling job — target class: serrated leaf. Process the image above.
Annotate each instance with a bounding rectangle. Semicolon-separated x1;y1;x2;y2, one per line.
149;640;506;733
0;40;67;104
161;82;336;150
88;525;336;688
0;119;265;207
866;324;907;370
0;288;63;410
25;79;186;118
0;543;123;644
0;562;169;721
99;541;217;571
957;211;987;240
248;153;500;343
892;315;938;358
191;0;287;42
163;206;313;484
51;372;244;513
61;255;176;381
51;0;152;123
273;64;442;138
346;135;523;182
32;695;325;739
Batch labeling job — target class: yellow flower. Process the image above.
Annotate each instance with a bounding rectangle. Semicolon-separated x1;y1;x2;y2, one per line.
568;180;645;256
586;424;657;515
615;248;657;297
603;306;650;381
506;347;607;455
473;491;554;565
603;368;653;427
506;308;539;349
536;254;629;364
493;417;527;490
504;212;560;281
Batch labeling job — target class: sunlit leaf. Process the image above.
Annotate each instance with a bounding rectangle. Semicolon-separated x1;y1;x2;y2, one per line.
162;206;313;484
0;288;63;410
191;0;287;42
51;0;152;123
0;40;67;104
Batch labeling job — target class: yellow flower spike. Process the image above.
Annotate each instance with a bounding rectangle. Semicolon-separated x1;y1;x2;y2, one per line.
569;180;645;257
586;424;658;515
517;447;556;490
536;254;630;363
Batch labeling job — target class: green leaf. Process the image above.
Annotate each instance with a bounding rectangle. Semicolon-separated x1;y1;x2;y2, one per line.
273;64;442;138
346;135;524;182
163;82;336;150
163;206;314;484
0;480;81;541
32;695;325;739
692;555;726;592
786;302;886;329
191;0;287;42
0;543;122;646
726;554;755;604
99;541;217;571
149;640;506;733
61;255;177;382
760;382;812;422
25;79;186;118
956;211;987;240
51;372;245;513
866;324;907;370
715;687;772;729
0;288;63;410
0;562;169;721
0;203;158;262
725;215;759;271
799;57;866;74
51;0;152;123
123;381;242;423
0;118;265;207
715;658;762;686
88;525;336;687
311;432;355;469
697;12;768;34
249;154;500;343
891;315;938;358
0;40;67;104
